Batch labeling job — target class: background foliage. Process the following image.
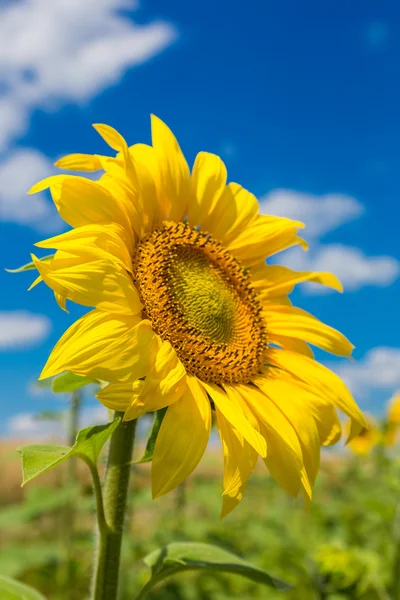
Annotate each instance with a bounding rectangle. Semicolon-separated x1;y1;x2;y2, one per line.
0;421;398;600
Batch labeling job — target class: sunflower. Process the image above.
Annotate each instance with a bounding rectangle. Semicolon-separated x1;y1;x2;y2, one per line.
29;116;366;517
347;415;380;456
383;391;400;447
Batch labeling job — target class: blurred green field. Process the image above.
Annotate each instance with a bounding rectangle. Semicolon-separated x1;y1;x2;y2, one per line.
0;435;399;600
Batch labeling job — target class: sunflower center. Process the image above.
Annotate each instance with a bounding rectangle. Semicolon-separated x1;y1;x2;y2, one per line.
133;221;268;384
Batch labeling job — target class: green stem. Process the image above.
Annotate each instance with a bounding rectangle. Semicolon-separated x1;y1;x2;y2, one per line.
68;391;81;447
87;461;107;535
175;481;187;533
60;391;82;597
92;413;136;600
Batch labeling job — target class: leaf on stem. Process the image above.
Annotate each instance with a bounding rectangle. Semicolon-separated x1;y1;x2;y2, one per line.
134;408;167;464
0;574;47;599
5;254;55;273
136;542;290;598
18;417;121;485
51;371;99;393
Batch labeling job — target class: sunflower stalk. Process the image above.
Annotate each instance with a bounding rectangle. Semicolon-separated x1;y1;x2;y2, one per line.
60;391;82;597
91;413;137;600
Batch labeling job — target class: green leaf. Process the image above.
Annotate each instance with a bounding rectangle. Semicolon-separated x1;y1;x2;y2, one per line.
0;574;47;600
18;417;121;485
72;419;121;464
5;254;55;273
136;542;290;598
135;409;167;464
51;371;98;393
18;445;70;486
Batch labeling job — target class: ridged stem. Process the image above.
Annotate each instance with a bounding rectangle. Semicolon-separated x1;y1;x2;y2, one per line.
91;413;136;600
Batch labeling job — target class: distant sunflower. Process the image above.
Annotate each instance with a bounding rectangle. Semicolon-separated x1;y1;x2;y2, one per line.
347;415;380;455
29;116;366;516
385;391;400;446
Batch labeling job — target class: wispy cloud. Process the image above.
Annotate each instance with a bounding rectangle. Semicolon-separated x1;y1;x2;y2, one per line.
281;244;399;293
259;189;364;238
0;310;51;350
0;0;177;229
259;189;399;293
332;347;400;399
0;148;62;229
0;0;177;151
5;405;108;439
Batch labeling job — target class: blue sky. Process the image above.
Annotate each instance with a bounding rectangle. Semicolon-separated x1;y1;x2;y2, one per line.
0;0;399;436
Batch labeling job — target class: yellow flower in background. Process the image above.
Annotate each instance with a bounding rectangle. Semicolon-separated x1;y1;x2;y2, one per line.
383;391;400;447
347;415;380;455
29;116;366;516
347;392;400;454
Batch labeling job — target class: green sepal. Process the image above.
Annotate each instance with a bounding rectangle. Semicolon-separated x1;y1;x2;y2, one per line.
0;574;47;599
51;371;99;393
136;542;290;598
134;408;167;464
5;254;55;273
18;417;121;485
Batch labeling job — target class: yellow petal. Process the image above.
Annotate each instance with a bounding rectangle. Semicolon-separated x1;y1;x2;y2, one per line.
227;214;306;263
263;305;354;356
93;123;128;153
54;292;68;312
28;174;66;195
54;176;132;230
31;252;141;316
188;152;227;227
35;223;133;273
152;375;211;497
266;348;366;439
202;183;259;244
32;174;135;252
237;383;310;497
254;264;343;296
314;404;342;446
269;334;314;358
54;153;104;172
28;273;42;291
151;114;192;222
123;341;187;421
260;295;293;307
93;127;150;231
201;382;267;458
97;381;144;412
128;144;160;232
259;367;342;447
97;169;143;240
254;375;321;487
216;405;258;518
40;311;158;383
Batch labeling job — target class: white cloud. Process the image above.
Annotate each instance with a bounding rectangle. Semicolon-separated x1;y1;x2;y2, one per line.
0;310;51;350
0;0;176;150
281;244;400;293
259;189;364;238
5;405;108;439
0;148;63;229
6;412;62;439
260;188;399;293
333;347;400;398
